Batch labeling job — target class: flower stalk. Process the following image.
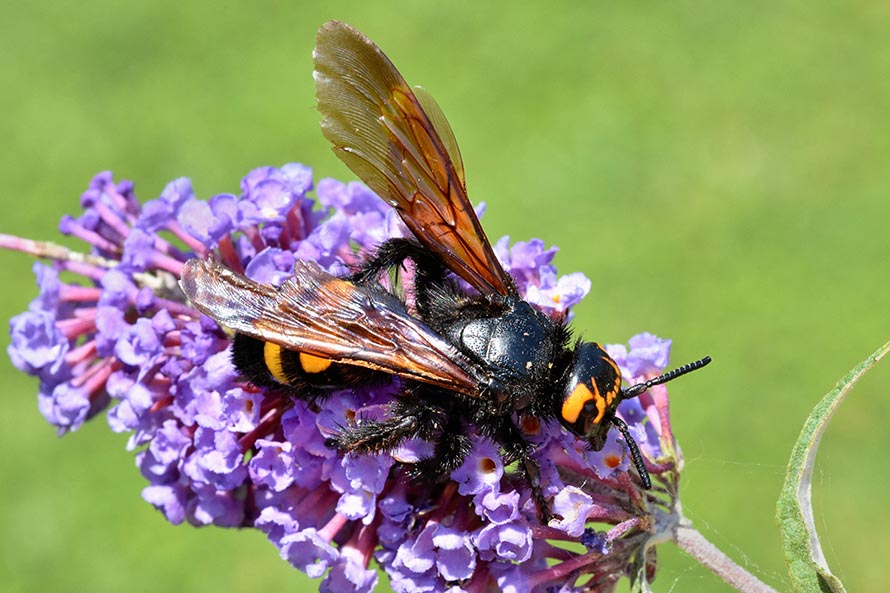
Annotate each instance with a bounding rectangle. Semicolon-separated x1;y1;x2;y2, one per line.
674;522;779;593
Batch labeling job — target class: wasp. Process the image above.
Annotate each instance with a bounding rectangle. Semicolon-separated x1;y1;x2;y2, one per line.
180;20;710;520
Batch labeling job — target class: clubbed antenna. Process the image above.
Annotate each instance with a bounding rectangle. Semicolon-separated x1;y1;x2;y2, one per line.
621;356;711;400
613;355;711;489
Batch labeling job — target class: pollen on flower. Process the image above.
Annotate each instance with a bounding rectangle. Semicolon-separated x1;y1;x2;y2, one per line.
4;165;686;593
479;456;498;473
604;453;623;469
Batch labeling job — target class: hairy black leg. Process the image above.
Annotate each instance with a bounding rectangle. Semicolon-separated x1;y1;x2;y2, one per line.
347;238;453;317
348;239;445;285
327;414;422;455
327;397;448;456
409;413;473;480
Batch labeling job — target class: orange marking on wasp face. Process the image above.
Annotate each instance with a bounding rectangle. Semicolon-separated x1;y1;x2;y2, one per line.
591;380;608;424
263;342;289;384
604;387;619;408
299;352;332;374
562;382;596;424
602;355;622;407
604;377;621;406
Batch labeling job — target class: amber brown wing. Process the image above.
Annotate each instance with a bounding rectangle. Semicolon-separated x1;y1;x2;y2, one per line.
180;257;486;396
313;20;515;297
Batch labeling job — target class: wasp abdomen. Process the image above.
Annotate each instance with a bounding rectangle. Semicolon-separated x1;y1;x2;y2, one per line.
232;334;378;391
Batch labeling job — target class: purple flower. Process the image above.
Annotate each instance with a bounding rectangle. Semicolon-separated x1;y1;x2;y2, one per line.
322;543;378;593
607;332;672;381
138;178;194;232
184;426;248;490
8;309;69;376
106;374;155;433
494;237;591;318
477;489;521;525
137;420;189;483
524;271;592;315
178;197;233;246
142;483;188;525
393;523;437;575
244;247;296;286
451;437;503;496
475;521;533;563
281;528;340;578
330;452;393;524
432;526;477;581
240;164;314;225
114;318;162;368
549;486;595;537
3;164;692;593
581;528;611;554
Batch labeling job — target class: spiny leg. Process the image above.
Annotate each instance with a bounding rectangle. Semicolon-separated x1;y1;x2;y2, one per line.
327;414;422;455
327;397;448;456
347;238;453;317
409;412;473;480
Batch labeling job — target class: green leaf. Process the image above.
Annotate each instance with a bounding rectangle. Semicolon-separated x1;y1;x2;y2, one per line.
777;340;890;593
628;542;656;593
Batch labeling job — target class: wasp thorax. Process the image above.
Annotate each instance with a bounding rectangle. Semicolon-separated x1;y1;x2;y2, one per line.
559;342;623;440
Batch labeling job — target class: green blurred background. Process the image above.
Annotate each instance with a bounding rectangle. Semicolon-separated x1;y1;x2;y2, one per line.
1;2;887;592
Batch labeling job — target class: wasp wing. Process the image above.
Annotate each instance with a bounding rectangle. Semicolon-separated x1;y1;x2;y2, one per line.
180;257;486;396
313;20;515;297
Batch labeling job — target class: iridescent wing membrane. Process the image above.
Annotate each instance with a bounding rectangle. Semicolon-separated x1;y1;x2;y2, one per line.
313;20;515;297
180;258;485;395
181;21;516;398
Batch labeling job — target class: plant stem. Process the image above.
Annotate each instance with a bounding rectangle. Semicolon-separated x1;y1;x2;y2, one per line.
674;521;779;593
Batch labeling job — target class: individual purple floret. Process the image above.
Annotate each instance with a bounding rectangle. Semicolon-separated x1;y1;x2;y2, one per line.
3;164;691;593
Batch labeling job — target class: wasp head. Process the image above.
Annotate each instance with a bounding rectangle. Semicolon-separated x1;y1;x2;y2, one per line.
558;341;623;451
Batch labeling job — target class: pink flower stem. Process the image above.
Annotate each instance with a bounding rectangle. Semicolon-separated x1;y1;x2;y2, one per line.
674;522;779;593
317;512;350;542
165;219;209;256
527;548;602;589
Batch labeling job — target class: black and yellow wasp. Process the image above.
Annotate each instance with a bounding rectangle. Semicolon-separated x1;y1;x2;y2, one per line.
180;20;709;519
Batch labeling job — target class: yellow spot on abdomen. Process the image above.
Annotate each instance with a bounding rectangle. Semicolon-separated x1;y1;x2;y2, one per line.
263;342;289;384
299;352;332;374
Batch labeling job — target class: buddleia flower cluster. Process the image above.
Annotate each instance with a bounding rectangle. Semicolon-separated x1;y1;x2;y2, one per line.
4;164;687;593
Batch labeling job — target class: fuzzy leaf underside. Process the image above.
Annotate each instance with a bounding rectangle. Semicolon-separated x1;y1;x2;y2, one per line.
776;339;890;593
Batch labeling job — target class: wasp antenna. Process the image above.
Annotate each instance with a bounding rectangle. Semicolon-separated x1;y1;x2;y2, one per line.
621;356;711;400
610;416;651;489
